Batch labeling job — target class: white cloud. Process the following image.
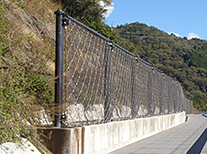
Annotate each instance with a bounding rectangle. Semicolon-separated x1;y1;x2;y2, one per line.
168;32;181;37
188;33;200;40
99;1;114;18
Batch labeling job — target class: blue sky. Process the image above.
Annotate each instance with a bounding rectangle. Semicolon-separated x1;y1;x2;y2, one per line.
103;0;207;40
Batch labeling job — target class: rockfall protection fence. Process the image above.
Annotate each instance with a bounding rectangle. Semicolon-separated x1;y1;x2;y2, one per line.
54;9;193;127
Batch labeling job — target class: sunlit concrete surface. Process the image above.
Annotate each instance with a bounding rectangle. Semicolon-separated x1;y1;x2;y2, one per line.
0;138;41;154
109;114;207;154
37;112;186;154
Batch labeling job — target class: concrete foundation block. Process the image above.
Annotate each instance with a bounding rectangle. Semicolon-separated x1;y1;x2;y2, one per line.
36;112;186;154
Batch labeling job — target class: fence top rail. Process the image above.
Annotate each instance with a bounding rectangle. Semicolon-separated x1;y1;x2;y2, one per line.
55;9;136;57
112;42;136;57
55;9;107;40
55;9;161;65
55;9;181;86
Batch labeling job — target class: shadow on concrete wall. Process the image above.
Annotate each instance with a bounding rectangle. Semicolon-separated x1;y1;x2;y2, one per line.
186;114;207;154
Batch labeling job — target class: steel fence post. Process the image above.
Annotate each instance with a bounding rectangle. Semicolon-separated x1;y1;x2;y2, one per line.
54;9;64;127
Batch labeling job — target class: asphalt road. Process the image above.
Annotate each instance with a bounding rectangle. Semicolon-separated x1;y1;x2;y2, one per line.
109;114;207;154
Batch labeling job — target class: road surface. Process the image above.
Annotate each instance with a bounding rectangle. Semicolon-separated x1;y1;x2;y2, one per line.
109;114;207;154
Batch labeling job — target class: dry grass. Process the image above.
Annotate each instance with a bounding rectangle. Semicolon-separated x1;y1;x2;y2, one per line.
9;0;62;24
0;0;64;143
193;107;201;114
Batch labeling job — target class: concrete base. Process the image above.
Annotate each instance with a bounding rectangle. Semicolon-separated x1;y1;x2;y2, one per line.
36;112;186;154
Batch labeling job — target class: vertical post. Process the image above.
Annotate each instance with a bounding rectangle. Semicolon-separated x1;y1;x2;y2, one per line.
104;41;112;122
131;56;137;118
54;9;64;127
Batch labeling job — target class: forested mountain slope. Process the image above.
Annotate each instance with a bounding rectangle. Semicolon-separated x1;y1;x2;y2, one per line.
115;22;207;111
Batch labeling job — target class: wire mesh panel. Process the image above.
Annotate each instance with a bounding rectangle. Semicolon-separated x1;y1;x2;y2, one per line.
153;69;161;116
136;60;150;117
108;46;133;120
55;10;193;127
63;21;107;126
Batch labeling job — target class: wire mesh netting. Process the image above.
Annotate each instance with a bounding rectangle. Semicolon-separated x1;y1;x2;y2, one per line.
59;12;193;127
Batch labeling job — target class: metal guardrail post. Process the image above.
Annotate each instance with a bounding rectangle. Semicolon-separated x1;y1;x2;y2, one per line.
54;9;64;127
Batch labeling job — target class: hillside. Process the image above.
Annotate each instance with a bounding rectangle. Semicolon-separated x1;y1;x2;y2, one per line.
0;0;119;144
0;0;61;143
115;22;207;112
0;0;117;144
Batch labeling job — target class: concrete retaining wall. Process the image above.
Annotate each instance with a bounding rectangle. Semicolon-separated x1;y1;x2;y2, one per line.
37;112;186;154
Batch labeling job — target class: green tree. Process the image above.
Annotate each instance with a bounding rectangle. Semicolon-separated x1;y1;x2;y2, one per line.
61;0;121;43
115;22;207;111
